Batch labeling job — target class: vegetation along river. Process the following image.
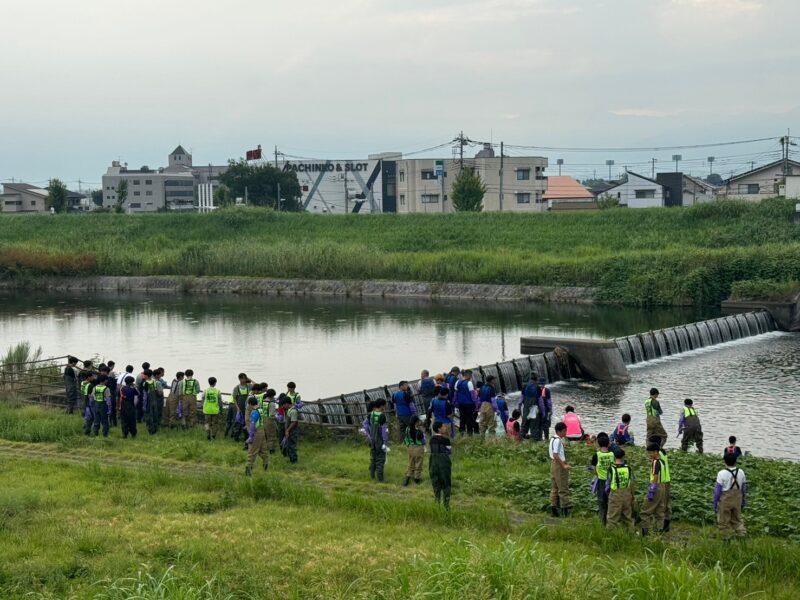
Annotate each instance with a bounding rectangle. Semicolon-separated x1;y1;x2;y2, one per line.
1;291;797;459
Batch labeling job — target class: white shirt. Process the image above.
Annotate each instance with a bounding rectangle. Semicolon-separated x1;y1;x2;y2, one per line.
117;371;132;386
716;467;746;492
549;436;565;461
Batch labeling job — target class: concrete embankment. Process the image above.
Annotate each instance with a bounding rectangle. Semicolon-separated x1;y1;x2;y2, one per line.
8;275;598;304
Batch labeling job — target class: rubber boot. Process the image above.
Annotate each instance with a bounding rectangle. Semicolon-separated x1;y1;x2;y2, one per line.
641;528;649;537
550;506;560;518
403;476;411;487
245;465;252;477
561;507;572;517
661;519;671;533
414;478;422;484
263;462;269;471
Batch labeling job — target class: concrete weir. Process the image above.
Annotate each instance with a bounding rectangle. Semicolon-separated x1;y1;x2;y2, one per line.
520;337;631;383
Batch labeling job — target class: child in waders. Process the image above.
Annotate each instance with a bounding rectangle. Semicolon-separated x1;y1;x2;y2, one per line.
202;377;223;441
495;394;509;435
229;373;252;441
714;451;747;539
81;372;97;436
678;398;703;453
245;396;269;475
363;400;389;482
429;421;452;510
91;374;113;437
649;435;673;532
282;396;299;463
64;356;79;415
245;383;265;450
167;371;184;429
144;368;164;435
724;436;743;462
101;365;118;428
478;376;498;438
606;448;636;531
118;376;139;439
286;382;302;408
506;409;521;440
589;432;615;525
645;388;668;449
549;422;572;517
403;414;425;486
262;388;279;453
182;369;201;428
610;413;634;450
640;442;668;537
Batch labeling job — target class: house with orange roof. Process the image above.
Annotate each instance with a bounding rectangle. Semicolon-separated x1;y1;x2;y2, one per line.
543;176;596;211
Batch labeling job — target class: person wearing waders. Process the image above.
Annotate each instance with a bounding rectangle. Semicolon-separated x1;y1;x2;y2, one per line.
167;372;185;429
144;368;164;435
589;432;615;525
262;388;279;454
645;388;668;449
678;398;703;453
202;377;222;440
519;375;538;439
182;369;201;428
403;414;425;486
363;399;389;482
429;421;452;509
549;422;572;517
534;378;553;442
105;362;118;428
91;374;113;437
247;384;266;451
118;376;139;439
134;362;150;423
393;380;416;436
649;435;673;532
640;443;668;537
606;448;636;532
455;369;478;436
81;372;97;436
713;452;747;539
286;382;302;408
229;373;252;441
478;376;499;438
282;396;300;463
245;396;269;475
64;356;80;415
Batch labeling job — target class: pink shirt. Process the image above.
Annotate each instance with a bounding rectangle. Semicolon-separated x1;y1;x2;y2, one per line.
564;412;582;438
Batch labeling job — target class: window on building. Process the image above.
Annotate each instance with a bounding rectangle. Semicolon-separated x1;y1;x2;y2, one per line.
146;191;153;196
421;170;437;180
133;191;141;196
133;180;140;185
738;183;760;194
400;194;405;206
421;194;439;204
399;171;405;182
516;192;531;204
635;189;655;199
516;169;531;181
145;179;152;185
31;200;36;206
129;203;141;208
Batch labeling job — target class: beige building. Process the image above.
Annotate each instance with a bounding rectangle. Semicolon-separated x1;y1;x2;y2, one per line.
396;151;548;213
1;183;87;213
721;159;800;201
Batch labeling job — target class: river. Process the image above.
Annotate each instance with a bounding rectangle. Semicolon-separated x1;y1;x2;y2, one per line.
1;291;797;459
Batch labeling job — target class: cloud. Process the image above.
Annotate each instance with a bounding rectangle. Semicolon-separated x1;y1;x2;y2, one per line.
610;108;684;118
667;0;762;14
388;0;577;25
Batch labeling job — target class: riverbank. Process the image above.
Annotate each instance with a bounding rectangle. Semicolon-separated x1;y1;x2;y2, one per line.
1;401;800;599
2;199;799;305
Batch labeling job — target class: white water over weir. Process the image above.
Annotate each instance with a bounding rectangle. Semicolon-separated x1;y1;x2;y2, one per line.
614;310;775;366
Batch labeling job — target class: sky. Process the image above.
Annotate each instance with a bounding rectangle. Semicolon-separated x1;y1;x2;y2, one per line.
1;0;799;187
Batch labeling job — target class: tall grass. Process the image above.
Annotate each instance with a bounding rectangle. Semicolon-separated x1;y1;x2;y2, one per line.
2;199;799;304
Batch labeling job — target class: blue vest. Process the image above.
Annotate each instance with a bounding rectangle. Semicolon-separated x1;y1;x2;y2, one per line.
445;374;458;400
496;397;508;414
479;384;494;403
522;383;538;400
432;398;451;423
419;378;436;397
393;390;413;417
455;379;473;406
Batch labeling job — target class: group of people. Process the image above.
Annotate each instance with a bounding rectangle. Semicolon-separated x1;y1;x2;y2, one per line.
63;357;304;468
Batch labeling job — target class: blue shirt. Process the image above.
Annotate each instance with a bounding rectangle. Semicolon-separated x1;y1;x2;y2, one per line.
431;398;452;424
393;389;416;417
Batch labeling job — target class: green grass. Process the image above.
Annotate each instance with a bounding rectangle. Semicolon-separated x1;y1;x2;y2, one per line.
1;401;799;599
729;279;800;302
2;199;800;304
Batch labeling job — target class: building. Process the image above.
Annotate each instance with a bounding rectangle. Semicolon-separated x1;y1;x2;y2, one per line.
1;183;87;214
600;171;665;208
721;159;800;201
101;146;229;212
543;176;596;211
395;154;548;213
654;173;715;207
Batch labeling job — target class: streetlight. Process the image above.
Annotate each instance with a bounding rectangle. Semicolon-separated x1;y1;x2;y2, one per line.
556;158;564;176
672;154;682;172
707;156;715;176
606;159;615;180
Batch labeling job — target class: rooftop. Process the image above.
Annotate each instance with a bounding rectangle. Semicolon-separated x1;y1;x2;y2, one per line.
543;176;593;200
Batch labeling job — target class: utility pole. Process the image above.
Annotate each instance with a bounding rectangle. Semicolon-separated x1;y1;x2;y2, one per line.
458;131;465;172
344;170;349;213
784;129;791;176
276;183;281;211
245;186;248;205
274;145;279;168
651;158;657;179
556;158;563;176
499;141;504;211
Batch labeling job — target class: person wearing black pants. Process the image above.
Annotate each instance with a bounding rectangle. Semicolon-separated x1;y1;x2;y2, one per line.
118;376;139;439
454;370;478;436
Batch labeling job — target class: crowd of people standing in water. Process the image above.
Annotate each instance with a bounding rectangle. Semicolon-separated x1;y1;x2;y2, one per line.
63;358;748;539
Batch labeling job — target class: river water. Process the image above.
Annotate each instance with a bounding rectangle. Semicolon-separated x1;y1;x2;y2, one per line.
1;291;797;459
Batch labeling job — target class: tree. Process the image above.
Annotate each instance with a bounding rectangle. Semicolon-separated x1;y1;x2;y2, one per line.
705;173;723;186
450;168;485;212
114;180;128;213
46;179;69;213
90;189;103;207
213;184;234;207
596;193;620;210
219;160;302;211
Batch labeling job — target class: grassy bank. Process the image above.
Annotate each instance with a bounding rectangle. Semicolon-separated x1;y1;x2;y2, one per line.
2;199;800;305
1;402;800;599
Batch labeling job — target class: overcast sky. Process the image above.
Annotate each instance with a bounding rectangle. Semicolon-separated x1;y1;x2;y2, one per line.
1;0;798;186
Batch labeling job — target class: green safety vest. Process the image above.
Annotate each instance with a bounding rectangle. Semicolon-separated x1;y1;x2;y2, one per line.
235;385;250;400
81;381;92;398
203;388;221;415
683;406;698;418
288;391;300;404
404;426;424;446
610;464;632;490
660;450;671;484
93;384;108;403
595;450;615;480
253;406;266;429
184;379;199;395
645;398;659;417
